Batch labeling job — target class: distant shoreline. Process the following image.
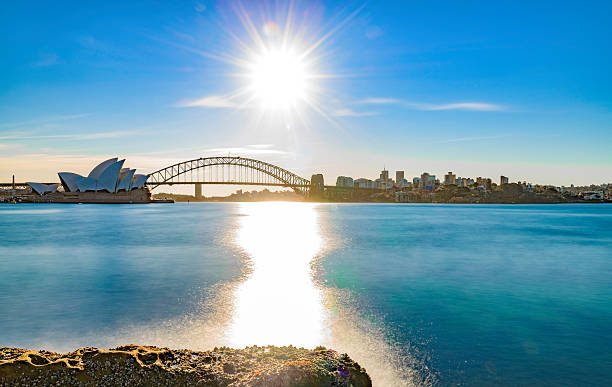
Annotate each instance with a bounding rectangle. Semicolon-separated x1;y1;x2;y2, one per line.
156;198;611;205
1;199;609;205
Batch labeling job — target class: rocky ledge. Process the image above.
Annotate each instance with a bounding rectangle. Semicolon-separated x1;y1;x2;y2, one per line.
0;344;371;386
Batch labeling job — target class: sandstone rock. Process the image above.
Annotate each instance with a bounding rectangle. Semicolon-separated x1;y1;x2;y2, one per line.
0;345;371;386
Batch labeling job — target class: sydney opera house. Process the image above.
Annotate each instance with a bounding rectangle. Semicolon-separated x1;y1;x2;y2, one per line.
25;158;154;203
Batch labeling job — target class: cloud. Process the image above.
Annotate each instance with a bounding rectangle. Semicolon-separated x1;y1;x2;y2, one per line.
359;98;401;105
0;113;91;129
332;108;377;117
0;143;22;151
204;145;292;156
247;144;274;149
424;102;503;111
32;53;60;67
426;135;509;144
0;130;140;141
77;35;126;59
365;26;384;40
360;98;505;111
177;95;238;108
195;2;207;12
167;28;195;42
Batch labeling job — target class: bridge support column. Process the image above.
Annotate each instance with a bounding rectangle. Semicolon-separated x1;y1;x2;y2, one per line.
195;183;203;199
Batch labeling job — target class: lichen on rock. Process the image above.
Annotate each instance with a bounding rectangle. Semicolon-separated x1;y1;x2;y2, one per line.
0;344;372;386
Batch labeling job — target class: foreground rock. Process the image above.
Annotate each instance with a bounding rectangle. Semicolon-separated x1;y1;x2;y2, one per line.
0;344;371;386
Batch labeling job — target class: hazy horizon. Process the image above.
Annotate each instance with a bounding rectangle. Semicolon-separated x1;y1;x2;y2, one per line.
1;1;611;191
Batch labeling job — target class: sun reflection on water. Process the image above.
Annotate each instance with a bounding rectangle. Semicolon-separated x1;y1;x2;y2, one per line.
227;202;327;348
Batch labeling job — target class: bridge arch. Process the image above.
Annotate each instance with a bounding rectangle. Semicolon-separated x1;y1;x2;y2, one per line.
146;156;311;192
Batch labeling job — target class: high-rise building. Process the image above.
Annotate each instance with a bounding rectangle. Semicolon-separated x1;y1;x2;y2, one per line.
336;176;354;188
420;172;437;190
395;171;404;184
380;169;389;181
444;172;457;185
310;174;324;195
500;176;509;185
456;177;468;187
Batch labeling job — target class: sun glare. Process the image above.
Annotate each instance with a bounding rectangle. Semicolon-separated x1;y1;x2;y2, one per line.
248;48;310;110
202;3;363;121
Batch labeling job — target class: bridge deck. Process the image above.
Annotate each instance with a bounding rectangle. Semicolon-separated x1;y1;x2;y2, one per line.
148;181;310;187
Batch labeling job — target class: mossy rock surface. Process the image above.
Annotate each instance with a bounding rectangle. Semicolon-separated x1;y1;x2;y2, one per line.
0;344;371;386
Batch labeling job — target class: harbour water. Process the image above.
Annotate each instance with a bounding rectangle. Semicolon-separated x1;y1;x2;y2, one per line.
1;203;611;386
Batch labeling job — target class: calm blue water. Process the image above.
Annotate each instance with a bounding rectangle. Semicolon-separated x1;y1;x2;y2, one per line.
1;203;611;386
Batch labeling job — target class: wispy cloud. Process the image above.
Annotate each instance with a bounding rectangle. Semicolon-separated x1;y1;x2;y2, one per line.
177;95;238;108
332;108;377;117
0;130;139;141
194;2;207;12
32;53;61;67
360;98;505;111
165;27;195;42
424;102;503;111
426;134;509;144
203;144;292;156
0;113;91;129
365;25;384;40
359;98;401;105
0;143;22;151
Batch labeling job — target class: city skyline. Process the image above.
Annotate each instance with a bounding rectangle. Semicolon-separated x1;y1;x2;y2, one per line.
1;1;611;190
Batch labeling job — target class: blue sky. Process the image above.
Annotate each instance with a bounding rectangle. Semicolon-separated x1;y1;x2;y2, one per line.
1;0;611;189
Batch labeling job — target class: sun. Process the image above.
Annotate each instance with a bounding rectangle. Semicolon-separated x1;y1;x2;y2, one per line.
197;3;363;120
247;48;310;110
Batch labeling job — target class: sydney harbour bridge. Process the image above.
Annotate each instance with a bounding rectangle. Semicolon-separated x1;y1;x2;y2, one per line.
146;156;313;194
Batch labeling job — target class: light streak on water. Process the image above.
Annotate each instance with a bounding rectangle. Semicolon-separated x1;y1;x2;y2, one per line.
228;202;327;348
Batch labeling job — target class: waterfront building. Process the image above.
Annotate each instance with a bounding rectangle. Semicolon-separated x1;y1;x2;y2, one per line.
500;176;509;185
395;191;410;202
456;177;469;188
476;177;492;190
419;172;437;191
395;171;404;184
444;172;456;185
26;183;59;195
27;157;149;195
380;169;389;181
396;178;411;188
336;176;354;188
355;178;375;189
21;157;155;203
581;191;604;200
310;174;325;193
375;178;393;189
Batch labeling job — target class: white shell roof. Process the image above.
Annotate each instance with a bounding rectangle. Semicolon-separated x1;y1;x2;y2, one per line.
131;174;149;189
87;158;118;180
58;172;83;192
117;169;136;191
96;159;125;192
26;182;59;195
56;158;145;192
